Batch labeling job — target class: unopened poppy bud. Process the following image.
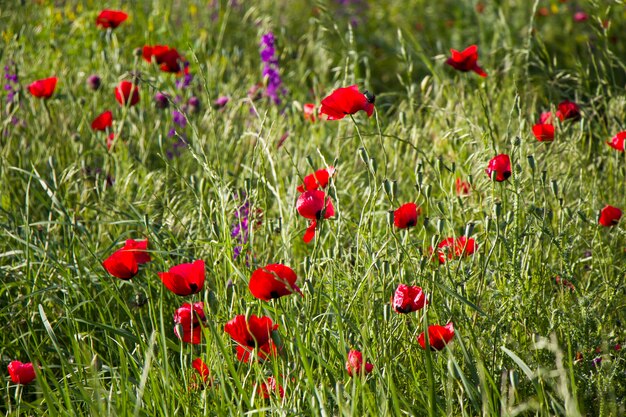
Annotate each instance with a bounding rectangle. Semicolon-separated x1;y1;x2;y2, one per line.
368;158;377;174
306;155;315;170
154;92;169;109
515;163;522;174
551;180;559;197
437;201;445;214
358;147;368;164
382;260;390;275
79;97;86;105
435;158;442;172
423;184;431;199
513;136;521;146
494;202;502;217
416;171;423;186
304;256;311;273
484;215;491;231
467;174;473;185
208;290;219;314
527;155;536;171
72;133;81;142
464;222;475;237
133;47;143;57
437;218;445;234
540;170;547;186
506;211;514;224
87;74;101;91
383;179;395;201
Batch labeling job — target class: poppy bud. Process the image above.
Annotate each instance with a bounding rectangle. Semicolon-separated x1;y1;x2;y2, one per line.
154;92;169;109
512;136;521;146
423;184;431;199
383;179;395;201
494;202;502;217
550;180;559;197
437;218;445;234
133;47;143;57
464;222;475;237
387;210;395;226
527;155;536;171
358;147;368;164
368;158;377;174
86;75;101;92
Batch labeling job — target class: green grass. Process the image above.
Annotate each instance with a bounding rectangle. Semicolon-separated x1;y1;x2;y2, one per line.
1;0;626;415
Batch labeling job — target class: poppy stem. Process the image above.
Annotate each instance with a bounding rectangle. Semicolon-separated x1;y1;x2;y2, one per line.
43;100;52;124
349;115;374;177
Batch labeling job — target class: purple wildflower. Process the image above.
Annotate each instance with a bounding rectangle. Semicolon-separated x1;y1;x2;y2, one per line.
175;70;193;90
154;92;169;109
214;96;229;108
87;74;101;91
4;62;19;105
259;32;285;106
172;110;187;128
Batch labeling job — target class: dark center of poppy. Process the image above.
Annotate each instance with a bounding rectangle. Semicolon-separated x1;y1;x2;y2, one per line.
405;220;416;227
189;283;198;293
502;171;511;180
363;91;376;104
246;338;256;347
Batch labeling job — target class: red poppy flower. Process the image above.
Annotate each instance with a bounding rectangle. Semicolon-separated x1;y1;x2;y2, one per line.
122;239;151;264
96;10;128;29
455;178;471;196
538;111;553;124
115;81;140;107
393;202;421;229
236;341;278;363
296;190;335;243
433;237;477;264
556;100;581;121
599;205;622;227
103;249;138;279
417;322;455;351
303;103;316;122
7;361;36;385
319;85;375;120
142;45;186;73
224;314;278;348
28;77;57;99
445;45;487;77
346;349;374;376
249;263;302;301
174;302;206;344
91;110;113;132
532;123;555;142
158;260;205;296
392;284;428;313
607;131;626;152
191;358;211;386
485;154;511;182
297;167;335;193
258;377;284;399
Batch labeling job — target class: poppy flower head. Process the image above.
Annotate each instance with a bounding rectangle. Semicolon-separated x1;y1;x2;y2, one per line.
446;45;487;77
346;349;374;377
455;178;471;196
417;322;455;351
434;236;477;264
103;249;138;279
115;81;140;107
173;302;206;344
319;85;375;120
532;123;555;142
392;284;428;314
599;205;622;227
393;203;421;229
96;10;128;29
121;239;151;264
224;314;278;348
91;110;113;132
296;190;335;220
303;103;316;122
7;361;36;385
538;111;553;124
158;260;205;296
191;358;211;387
143;45;186;74
556;100;581;121
236;340;278;363
249;263;302;301
485;154;511;182
258;376;285;399
297;167;335;193
607;132;626;152
28;77;57;99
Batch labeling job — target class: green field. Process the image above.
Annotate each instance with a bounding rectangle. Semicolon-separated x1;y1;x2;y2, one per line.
1;1;626;416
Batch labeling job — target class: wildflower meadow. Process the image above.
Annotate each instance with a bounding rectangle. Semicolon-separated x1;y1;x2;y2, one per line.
2;1;626;416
